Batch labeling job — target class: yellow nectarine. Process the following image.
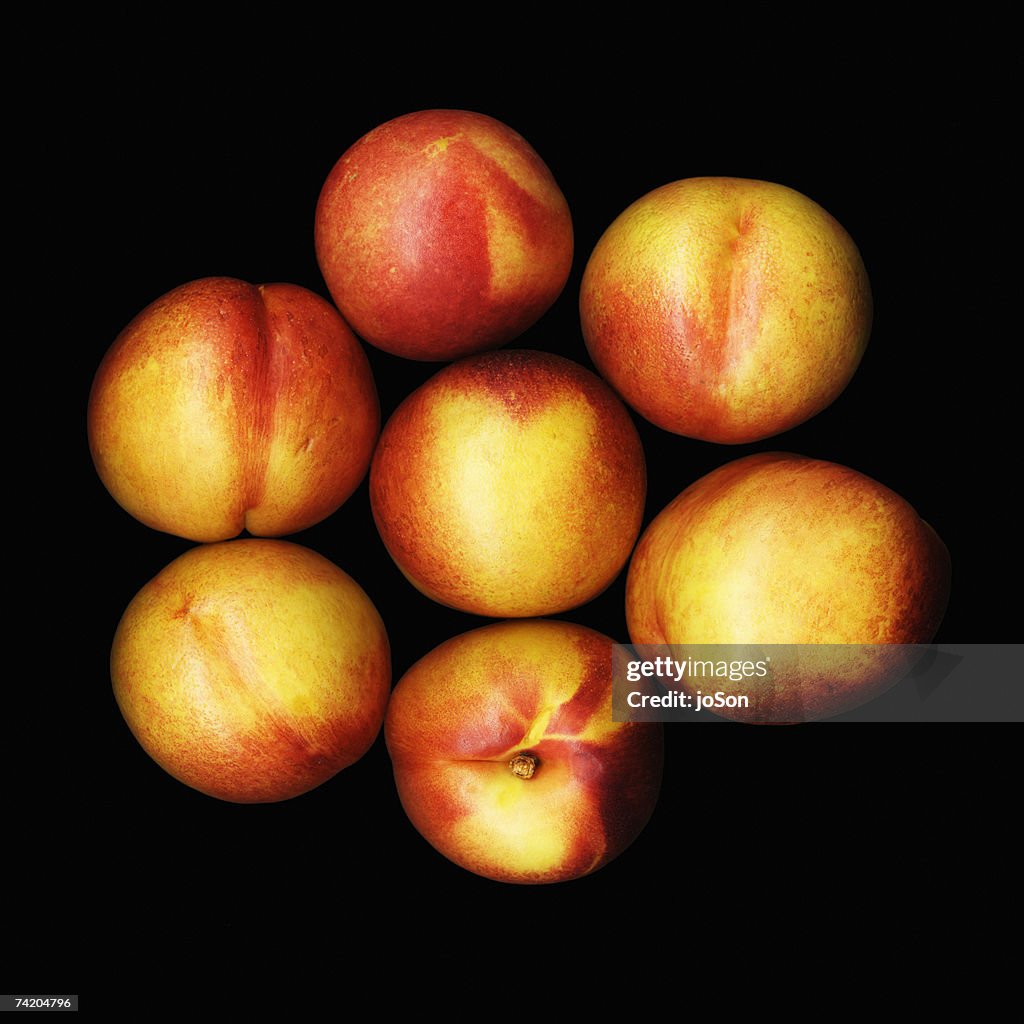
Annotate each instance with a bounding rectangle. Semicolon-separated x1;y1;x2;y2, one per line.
370;350;646;617
112;539;391;802
581;178;872;443
626;453;951;722
89;277;379;541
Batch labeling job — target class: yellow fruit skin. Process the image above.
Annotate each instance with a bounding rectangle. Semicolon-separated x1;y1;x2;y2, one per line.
626;453;950;722
112;539;391;802
370;350;646;617
581;177;872;443
89;278;379;542
385;620;663;883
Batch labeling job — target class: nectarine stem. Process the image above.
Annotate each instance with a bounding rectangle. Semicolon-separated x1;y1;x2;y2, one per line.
509;753;538;779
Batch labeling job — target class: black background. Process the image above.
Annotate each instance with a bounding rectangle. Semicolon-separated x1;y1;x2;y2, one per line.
37;38;1016;996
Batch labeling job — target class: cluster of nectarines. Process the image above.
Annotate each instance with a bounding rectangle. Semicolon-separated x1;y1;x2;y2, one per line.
91;108;950;885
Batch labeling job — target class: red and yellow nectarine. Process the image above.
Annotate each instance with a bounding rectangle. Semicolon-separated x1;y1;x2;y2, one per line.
112;539;391;802
89;277;379;541
315;109;573;361
385;619;663;883
370;349;646;617
626;453;951;722
581;177;872;443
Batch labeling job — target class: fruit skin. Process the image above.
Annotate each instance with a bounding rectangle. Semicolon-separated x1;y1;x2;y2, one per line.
626;453;951;722
111;539;391;802
315;109;573;361
580;177;872;443
385;619;663;884
369;349;646;617
89;277;379;542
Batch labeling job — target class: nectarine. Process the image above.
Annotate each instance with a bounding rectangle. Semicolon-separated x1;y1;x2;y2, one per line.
315;109;573;361
111;539;391;802
626;453;951;722
580;177;872;443
370;349;646;617
89;277;379;541
385;619;663;883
